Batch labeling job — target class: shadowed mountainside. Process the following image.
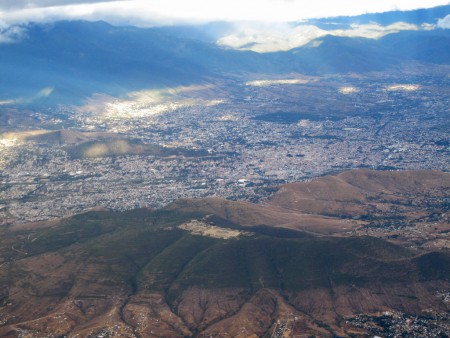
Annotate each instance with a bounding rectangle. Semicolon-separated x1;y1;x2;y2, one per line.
1;18;450;104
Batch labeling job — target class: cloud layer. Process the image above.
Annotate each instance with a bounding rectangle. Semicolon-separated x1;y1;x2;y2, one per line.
0;0;125;10
0;22;26;43
217;22;420;52
438;14;450;28
0;0;449;27
0;1;449;51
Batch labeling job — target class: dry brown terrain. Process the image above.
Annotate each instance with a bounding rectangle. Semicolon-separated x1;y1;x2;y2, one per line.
0;169;449;337
270;170;449;216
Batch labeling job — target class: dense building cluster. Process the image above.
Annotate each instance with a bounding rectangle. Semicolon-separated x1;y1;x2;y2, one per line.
0;73;449;224
347;310;450;337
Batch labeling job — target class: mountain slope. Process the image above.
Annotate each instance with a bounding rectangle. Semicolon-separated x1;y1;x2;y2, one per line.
269;169;450;217
0;210;448;337
0;169;449;336
276;29;450;74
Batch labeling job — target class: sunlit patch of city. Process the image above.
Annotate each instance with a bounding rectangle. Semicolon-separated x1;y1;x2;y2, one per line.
339;86;359;94
385;84;420;91
74;86;225;129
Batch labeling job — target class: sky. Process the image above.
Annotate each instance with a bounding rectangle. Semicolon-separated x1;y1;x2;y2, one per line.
0;0;449;26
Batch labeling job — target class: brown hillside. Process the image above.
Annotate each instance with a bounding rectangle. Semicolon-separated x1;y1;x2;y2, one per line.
269;169;450;217
166;197;356;234
0;170;449;337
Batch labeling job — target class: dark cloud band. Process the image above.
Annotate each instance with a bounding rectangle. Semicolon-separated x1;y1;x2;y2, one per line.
0;0;126;10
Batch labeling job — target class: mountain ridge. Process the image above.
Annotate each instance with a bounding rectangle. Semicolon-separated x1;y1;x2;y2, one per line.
0;169;448;336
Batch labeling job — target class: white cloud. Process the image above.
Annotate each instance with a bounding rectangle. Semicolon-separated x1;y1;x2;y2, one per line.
421;23;436;30
218;22;419;52
333;22;418;39
438;14;450;29
0;0;449;27
0;0;125;10
0;21;27;43
218;23;327;52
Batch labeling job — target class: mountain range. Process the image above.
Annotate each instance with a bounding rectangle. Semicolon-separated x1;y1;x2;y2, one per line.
0;5;449;104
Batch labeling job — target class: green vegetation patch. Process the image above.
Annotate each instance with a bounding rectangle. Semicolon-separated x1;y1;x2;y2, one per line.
138;234;218;291
24;217;113;255
166;236;420;291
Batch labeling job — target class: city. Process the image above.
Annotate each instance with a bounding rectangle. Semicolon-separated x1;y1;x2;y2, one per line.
1;72;448;224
